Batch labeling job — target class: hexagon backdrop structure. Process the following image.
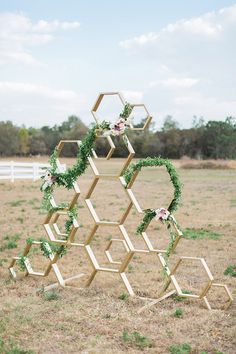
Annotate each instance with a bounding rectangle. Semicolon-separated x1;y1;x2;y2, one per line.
9;92;233;311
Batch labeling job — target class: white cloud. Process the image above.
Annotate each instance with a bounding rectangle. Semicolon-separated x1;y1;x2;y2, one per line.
120;6;234;49
0;12;80;65
121;90;143;102
33;20;80;32
120;4;236;126
149;77;199;89
0;81;86;127
0;82;78;100
173;94;236;122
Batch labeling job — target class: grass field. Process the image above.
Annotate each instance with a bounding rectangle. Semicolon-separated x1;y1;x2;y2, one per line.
0;158;236;354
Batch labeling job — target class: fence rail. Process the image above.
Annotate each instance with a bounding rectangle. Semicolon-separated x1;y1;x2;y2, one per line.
0;161;52;182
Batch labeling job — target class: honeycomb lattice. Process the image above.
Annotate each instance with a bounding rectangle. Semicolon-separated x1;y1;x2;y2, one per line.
9;92;233;311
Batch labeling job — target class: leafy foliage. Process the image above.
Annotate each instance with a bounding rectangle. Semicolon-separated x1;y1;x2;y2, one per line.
17;256;27;271
224;264;236;277
136;209;157;235
123;157;182;263
17;104;133;265
173;308;183;318
1;115;236;158
122;330;154;349
183;228;221;240
169;343;191;354
0;338;34;354
43;291;59;301
123;156;182;213
118;293;129;301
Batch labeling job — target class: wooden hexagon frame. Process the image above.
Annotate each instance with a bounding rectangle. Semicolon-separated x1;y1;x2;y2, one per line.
91;92;125;125
9;91;233;311
203;283;233;310
129;103;152;131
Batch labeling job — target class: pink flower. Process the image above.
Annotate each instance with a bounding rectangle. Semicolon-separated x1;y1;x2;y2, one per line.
110;118;126;136
41;170;57;191
155;208;170;222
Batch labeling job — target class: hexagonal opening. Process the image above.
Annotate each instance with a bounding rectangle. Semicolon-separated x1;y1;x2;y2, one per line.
50;183;80;209
129;104;151;130
91;135;115;160
142;217;180;253
85;225;128;270
89;135;134;176
85;178;131;224
122;205;150;252
24;242;52;275
54;246;93;288
52;212;72;237
124;252;164;298
44;211;79;243
9;257;26;279
73;199;97;245
92;92;125;125
105;238;129;265
129;166;175;211
56;140;81;170
171;258;213;297
204;284;233;310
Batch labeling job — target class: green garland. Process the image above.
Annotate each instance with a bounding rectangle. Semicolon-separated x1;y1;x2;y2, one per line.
20;103;133;263
17;256;27;271
123;156;182;214
41;103;133;207
17;102;183;272
39;240;67;258
123;157;182;262
136;209;157;235
123;156;182;233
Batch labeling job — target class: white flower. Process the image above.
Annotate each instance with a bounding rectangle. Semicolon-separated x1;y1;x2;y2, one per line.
41;170;57;191
155;208;170;222
100;116;132;137
110;118;126;136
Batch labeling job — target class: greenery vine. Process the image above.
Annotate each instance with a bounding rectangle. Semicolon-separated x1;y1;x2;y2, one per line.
17;102;183;271
123;156;182;213
123;157;182;263
17;256;27;271
136;209;157;235
39;240;67;258
17;103;133;263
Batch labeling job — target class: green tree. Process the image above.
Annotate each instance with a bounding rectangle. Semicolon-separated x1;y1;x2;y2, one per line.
203;118;236;158
29;130;47;155
0;121;20;156
18;127;29;155
162;115;179;131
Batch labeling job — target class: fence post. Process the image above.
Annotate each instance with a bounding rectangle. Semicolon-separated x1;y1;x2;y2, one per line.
10;161;14;182
33;163;37;181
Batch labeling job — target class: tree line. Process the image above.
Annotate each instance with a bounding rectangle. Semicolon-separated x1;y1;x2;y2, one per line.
0;115;235;159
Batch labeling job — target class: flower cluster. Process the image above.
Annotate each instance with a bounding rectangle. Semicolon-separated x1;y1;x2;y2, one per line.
41;169;57;191
103;114;133;137
155;208;170;222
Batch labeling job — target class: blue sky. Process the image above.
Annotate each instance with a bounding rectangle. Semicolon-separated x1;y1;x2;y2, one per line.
0;0;235;128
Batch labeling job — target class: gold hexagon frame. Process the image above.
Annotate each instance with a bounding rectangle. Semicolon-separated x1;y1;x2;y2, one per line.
44;210;82;246
8;91;233;311
105;238;130;265
91;92;125;125
203;283;233;310
129;103;152;131
169;256;214;299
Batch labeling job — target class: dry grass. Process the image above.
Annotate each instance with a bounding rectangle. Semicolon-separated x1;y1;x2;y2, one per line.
178;158;236;170
0;157;236;354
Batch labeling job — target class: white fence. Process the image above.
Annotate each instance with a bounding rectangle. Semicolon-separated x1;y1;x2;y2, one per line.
0;161;51;182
